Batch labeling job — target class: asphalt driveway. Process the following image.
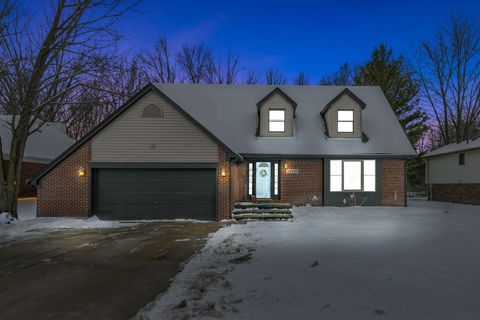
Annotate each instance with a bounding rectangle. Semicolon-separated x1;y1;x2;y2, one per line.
0;221;220;320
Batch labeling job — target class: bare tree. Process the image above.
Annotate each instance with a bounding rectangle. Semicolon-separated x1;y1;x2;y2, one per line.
243;68;260;84
414;13;480;145
265;67;287;85
176;43;211;83
319;63;355;85
0;0;138;215
293;72;310;85
140;37;176;83
205;50;240;84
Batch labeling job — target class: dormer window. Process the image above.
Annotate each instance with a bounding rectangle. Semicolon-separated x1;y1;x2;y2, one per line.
268;109;285;132
337;110;354;133
256;88;297;137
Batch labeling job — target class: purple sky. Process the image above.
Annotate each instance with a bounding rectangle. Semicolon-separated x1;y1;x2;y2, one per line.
115;0;480;82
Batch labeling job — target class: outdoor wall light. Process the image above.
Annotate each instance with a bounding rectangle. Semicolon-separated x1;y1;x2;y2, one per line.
77;167;86;177
284;162;288;169
221;168;226;177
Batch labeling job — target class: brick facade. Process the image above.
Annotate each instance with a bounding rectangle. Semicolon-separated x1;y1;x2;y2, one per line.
280;159;323;205
381;159;406;206
430;184;480;205
37;142;90;217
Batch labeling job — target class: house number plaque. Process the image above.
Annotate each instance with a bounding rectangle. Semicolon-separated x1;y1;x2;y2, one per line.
286;169;299;174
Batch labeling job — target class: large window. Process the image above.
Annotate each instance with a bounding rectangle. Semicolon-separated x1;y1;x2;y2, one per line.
337;110;354;133
329;160;376;192
268;109;285;132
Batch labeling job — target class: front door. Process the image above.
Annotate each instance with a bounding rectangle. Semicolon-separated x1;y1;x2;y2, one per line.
255;162;271;198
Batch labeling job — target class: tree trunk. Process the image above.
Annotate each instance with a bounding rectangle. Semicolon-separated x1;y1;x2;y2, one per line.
0;136;8;213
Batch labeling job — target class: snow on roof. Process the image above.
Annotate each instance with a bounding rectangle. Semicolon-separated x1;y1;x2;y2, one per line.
155;84;416;157
0;116;75;164
423;139;480;158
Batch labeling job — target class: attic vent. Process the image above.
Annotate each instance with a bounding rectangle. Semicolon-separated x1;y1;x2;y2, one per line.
143;104;164;118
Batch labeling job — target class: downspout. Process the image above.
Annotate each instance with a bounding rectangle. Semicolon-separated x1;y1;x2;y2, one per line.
404;160;408;207
229;160;232;217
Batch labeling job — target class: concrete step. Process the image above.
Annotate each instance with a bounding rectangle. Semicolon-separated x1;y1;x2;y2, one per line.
234;202;293;209
232;213;294;220
232;209;292;214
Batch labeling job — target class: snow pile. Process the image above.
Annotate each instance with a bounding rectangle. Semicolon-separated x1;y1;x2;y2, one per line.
0;216;137;242
0;212;16;224
136;200;480;320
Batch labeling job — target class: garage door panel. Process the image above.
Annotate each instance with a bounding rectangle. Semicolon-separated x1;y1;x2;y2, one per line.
94;168;216;220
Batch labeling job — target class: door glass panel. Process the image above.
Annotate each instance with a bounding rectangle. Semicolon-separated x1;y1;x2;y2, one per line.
256;162;271;198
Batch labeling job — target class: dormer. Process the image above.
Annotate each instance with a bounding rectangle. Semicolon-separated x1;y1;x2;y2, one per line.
320;88;366;138
256;88;297;137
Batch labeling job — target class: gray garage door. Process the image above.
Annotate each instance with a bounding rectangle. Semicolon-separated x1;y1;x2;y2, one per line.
94;168;216;220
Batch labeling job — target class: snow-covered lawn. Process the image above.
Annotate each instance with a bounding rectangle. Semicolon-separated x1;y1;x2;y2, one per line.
136;200;480;320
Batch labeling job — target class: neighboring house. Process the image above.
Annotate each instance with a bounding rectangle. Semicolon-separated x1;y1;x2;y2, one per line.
0;116;75;198
423;139;480;205
30;84;415;221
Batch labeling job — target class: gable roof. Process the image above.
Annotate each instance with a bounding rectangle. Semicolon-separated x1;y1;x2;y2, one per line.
1;116;74;164
155;84;415;157
320;88;367;115
30;84;242;185
257;87;298;113
423;139;480;158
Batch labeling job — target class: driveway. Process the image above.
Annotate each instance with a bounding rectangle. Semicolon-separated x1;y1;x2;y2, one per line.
0;221;220;320
138;200;480;320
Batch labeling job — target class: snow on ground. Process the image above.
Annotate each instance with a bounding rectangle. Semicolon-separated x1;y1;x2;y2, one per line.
0;215;138;243
135;200;480;320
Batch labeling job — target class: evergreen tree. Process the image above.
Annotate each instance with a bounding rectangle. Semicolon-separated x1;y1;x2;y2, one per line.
354;44;428;148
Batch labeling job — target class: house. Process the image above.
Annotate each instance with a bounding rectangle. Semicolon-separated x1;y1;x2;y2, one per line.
30;84;415;220
423;139;480;205
1;116;75;198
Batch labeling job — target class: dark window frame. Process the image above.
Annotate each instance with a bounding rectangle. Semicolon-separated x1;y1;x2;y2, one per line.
459;153;465;165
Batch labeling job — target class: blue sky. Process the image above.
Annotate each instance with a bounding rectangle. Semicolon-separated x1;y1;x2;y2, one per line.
117;0;480;82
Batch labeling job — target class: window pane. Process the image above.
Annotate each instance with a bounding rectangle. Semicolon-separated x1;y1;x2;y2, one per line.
338;110;353;121
363;160;376;175
338;121;353;132
269;110;285;121
330;176;342;192
269;121;285;132
364;176;376;192
330;160;342;175
343;161;362;190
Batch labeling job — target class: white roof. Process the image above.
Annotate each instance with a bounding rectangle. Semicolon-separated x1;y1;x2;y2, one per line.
423;139;480;158
155;84;416;157
1;116;75;164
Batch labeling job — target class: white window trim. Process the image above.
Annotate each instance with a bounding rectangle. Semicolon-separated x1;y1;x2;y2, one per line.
337;110;354;133
329;159;376;192
268;109;286;133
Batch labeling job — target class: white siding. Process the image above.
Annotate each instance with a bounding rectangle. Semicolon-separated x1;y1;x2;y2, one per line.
428;149;480;183
91;91;218;162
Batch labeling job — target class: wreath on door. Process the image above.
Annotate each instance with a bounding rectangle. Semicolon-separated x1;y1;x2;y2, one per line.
259;169;268;177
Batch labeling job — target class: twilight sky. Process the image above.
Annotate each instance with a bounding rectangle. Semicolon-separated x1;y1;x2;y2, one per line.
29;0;480;83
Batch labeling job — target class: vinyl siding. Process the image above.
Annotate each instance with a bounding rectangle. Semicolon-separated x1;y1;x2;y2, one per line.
259;93;294;137
427;149;480;184
91;91;219;162
325;94;362;138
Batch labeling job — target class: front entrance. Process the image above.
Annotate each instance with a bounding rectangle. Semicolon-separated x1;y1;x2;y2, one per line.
255;162;272;198
250;161;279;199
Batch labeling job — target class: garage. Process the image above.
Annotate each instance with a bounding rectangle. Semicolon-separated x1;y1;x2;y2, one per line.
93;168;217;220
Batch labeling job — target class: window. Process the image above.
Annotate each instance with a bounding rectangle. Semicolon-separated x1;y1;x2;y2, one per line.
329;160;376;192
459;153;465;165
143;104;164;118
268;109;285;132
248;163;254;195
274;163;279;195
337;110;354;133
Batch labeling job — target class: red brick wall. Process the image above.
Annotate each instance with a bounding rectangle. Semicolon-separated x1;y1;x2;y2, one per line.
3;161;47;198
217;147;231;220
37;142;90;217
431;184;480;205
280;159;323;205
381;159;406;206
